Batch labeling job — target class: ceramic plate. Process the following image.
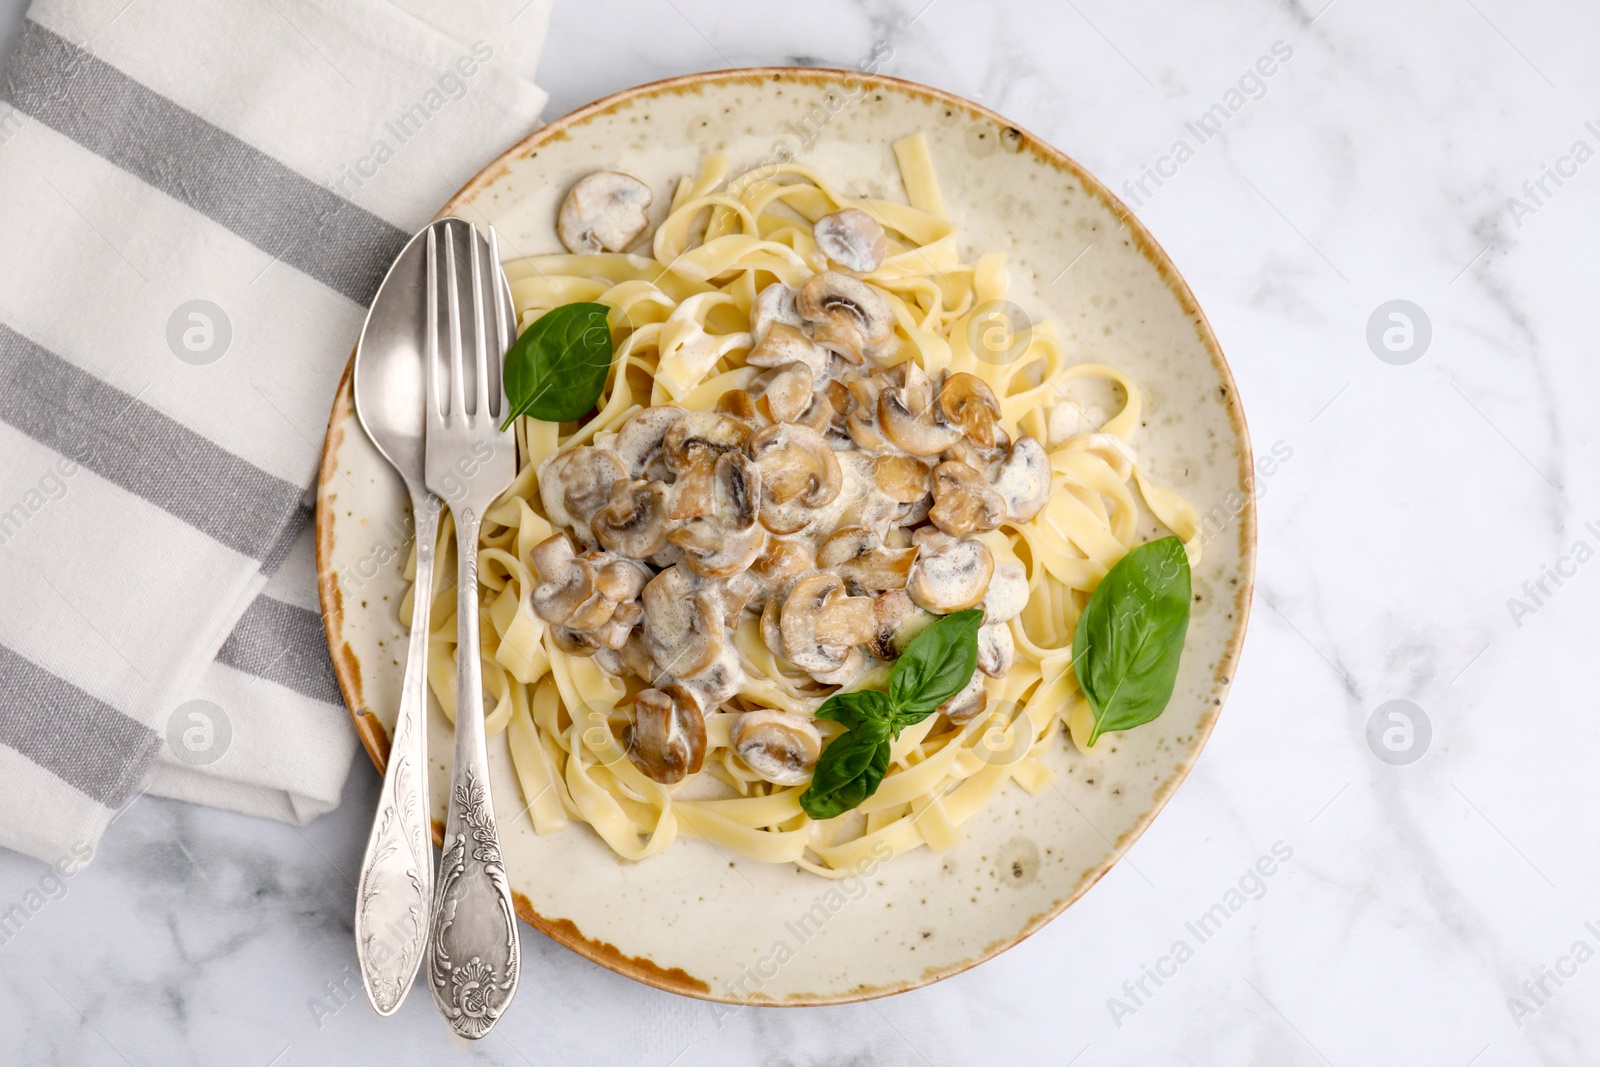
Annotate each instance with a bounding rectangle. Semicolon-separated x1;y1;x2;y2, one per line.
315;68;1254;1004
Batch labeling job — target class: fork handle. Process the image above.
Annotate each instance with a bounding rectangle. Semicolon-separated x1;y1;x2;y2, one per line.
355;490;440;1015
426;505;520;1039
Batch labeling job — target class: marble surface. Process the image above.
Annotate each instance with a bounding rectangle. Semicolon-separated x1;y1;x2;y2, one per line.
3;0;1599;1063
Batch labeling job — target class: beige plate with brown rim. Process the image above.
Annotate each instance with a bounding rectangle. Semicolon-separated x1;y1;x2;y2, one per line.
315;68;1254;1005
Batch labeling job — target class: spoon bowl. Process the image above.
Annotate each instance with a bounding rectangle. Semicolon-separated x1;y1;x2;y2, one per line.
354;228;431;489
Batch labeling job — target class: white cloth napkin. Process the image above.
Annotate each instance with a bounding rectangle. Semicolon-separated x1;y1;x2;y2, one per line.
0;0;550;864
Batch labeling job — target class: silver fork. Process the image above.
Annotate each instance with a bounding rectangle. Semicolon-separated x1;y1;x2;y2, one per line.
421;218;520;1039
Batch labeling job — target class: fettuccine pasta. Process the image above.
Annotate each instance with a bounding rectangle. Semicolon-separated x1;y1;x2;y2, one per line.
403;134;1201;877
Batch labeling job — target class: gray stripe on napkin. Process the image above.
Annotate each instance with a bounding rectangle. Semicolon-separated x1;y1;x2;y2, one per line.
0;642;160;807
0;322;305;561
0;20;409;307
216;595;341;705
260;502;313;577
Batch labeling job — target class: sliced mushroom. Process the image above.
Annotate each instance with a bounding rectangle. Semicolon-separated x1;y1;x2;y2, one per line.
529;534;600;626
664;410;752;462
994;436;1050;522
553;598;641;655
746;321;830;379
664;411;753;521
795;271;895;364
752;283;803;344
976;621;1015;677
755;361;814;424
558;171;653;255
879;362;963;455
592;478;676;558
938;672;987;724
907;537;994;613
897;496;933;528
529;531;575;584
625;685;705;784
669;453;767;578
869;589;937;659
749;423;842;535
776;572;876;674
592;557;650;604
810;646;870;688
641;565;724;679
817;526;917;593
939;372;1002;449
731;709;823;786
529;535;647;632
844;374;894;452
793;391;836;437
613;405;685;479
538;446;627;538
715;573;760;625
813;208;888;273
716;389;765;427
647;542;685;570
829;449;903;536
943;425;1011;480
873;454;932;504
754;536;816;585
678;641;741;708
928;460;1006;536
759;595;786;665
596;599;643;647
983;563;1030;623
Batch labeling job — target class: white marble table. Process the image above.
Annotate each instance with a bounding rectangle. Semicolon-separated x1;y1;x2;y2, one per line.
4;0;1598;1063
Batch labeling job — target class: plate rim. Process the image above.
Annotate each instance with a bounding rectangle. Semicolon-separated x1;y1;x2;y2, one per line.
315;65;1257;1005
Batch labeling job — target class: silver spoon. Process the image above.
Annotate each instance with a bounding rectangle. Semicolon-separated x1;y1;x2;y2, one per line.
351;225;443;1016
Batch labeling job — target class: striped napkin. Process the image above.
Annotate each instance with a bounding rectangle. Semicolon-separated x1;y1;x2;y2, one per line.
0;0;550;864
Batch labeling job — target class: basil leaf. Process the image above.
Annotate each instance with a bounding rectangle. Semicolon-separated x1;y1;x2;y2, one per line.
888;608;983;722
800;608;982;820
1072;536;1191;746
499;301;614;429
799;718;893;821
815;689;893;731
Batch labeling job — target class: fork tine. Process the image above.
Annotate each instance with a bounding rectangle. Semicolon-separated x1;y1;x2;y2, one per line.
470;224;490;421
425;224;441;420
488;225;507;421
444;221;465;418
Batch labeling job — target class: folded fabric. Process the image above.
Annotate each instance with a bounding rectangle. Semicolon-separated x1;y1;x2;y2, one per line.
0;0;550;864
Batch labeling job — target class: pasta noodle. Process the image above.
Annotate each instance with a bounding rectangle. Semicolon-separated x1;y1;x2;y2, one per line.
407;134;1201;877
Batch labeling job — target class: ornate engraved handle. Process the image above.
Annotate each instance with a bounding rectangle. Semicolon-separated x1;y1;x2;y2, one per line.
427;506;520;1039
355;491;441;1015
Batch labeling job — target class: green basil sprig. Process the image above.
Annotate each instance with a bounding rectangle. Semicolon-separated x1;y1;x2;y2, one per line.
799;609;983;820
1072;535;1191;746
499;301;614;430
